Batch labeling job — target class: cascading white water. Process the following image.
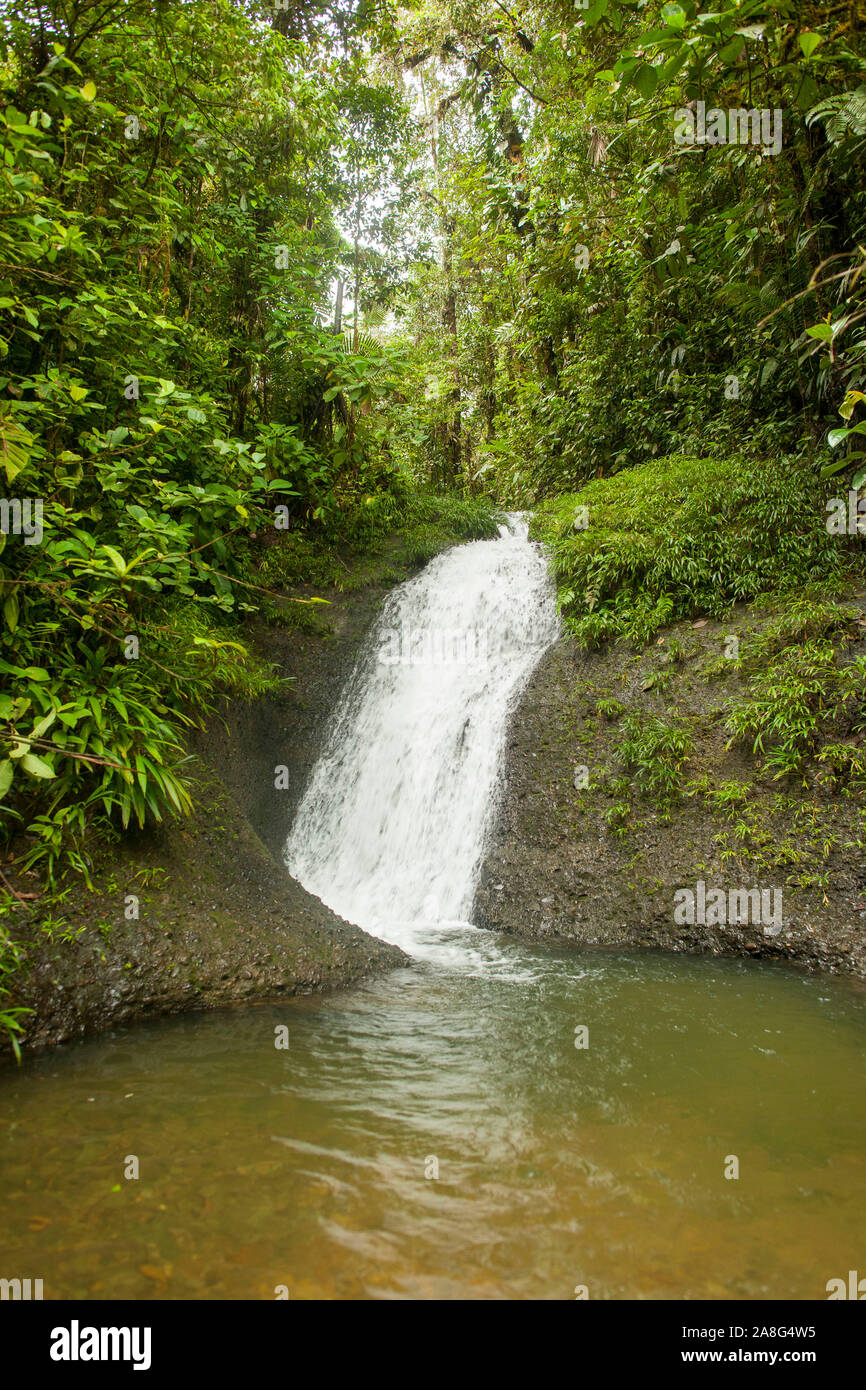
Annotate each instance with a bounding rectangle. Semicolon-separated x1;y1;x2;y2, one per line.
285;514;559;955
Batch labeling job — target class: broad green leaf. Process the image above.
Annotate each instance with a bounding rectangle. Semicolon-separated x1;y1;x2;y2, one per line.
30;710;56;739
798;33;822;60
20;752;55;778
3;592;18;631
661;3;686;29
820;456;853;478
100;544;127;574
840;390;866;421
631;64;658;100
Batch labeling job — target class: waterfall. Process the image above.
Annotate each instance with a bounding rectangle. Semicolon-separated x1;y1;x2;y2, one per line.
284;514;559;954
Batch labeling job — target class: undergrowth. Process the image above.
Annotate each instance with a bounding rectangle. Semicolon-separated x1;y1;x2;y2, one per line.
724;596;866;780
531;455;851;648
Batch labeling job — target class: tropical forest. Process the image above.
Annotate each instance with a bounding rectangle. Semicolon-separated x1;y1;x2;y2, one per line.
0;0;865;1316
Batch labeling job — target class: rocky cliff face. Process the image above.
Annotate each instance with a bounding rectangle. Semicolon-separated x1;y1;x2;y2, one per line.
201;576;392;863
475;610;866;981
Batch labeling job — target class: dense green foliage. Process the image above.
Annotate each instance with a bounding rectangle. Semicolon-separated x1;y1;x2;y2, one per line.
530;454;845;645
726;595;866;779
0;0;448;889
616;711;692;808
383;0;866;498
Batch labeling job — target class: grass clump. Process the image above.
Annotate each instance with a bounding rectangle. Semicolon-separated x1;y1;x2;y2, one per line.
727;642;866;780
721;593;866;780
596;696;626;720
616;712;692;810
400;492;501;542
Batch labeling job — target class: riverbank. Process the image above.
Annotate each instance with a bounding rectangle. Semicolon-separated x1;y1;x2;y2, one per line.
0;549;416;1055
475;593;866;979
5;758;404;1053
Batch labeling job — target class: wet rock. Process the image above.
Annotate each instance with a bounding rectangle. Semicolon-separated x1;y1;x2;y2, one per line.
476;612;866;981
